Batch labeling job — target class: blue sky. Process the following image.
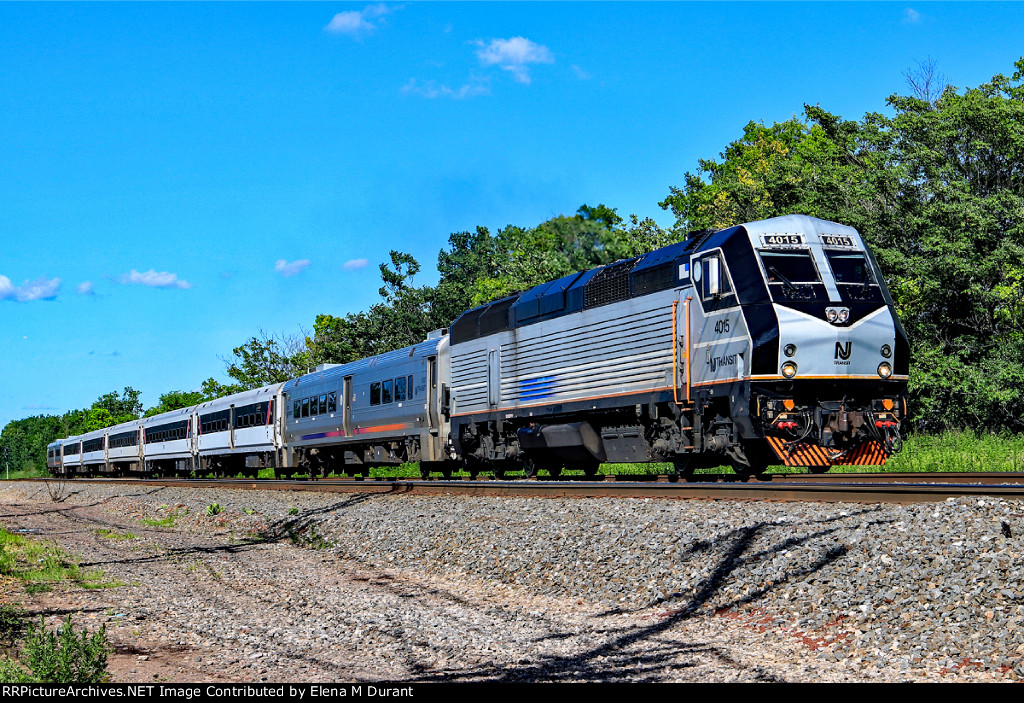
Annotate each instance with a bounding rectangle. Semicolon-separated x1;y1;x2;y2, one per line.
2;2;1022;428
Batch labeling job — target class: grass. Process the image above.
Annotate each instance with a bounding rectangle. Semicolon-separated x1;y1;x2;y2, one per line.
139;506;188;528
94;528;136;541
395;431;1024;477
0;465;50;481
0;527;122;591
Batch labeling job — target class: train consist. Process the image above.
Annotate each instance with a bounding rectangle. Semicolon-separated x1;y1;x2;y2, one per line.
49;214;908;481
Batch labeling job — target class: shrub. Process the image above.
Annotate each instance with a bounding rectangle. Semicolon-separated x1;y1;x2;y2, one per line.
206;503;223;516
21;616;108;683
0;604;26;645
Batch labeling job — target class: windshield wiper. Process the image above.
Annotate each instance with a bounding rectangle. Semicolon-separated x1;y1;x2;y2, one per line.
862;265;876;294
769;266;802;297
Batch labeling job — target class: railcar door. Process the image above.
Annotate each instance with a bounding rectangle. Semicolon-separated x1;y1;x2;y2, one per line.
674;294;693;405
343;376;353;437
427;356;440;434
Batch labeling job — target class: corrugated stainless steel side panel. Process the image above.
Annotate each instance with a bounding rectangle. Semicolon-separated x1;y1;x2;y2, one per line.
451;290;677;415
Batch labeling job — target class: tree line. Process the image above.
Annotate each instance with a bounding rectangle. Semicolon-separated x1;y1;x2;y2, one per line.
4;57;1023;472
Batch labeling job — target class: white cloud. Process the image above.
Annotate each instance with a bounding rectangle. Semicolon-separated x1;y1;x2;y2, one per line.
903;8;921;23
325;4;395;37
401;78;490;100
0;274;61;301
274;259;311;277
77;281;94;296
475;37;554;84
571;64;591;81
119;269;192;289
342;258;369;271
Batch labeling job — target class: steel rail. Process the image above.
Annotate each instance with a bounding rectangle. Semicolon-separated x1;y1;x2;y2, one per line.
22;474;1024;504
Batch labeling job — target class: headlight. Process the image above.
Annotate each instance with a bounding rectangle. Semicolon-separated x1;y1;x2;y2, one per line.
881;344;892;358
825;306;850;325
877;362;893;379
781;361;798;379
784;344;797;357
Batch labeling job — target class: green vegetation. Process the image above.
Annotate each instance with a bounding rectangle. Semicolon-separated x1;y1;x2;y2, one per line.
0;527;122;591
94;528;136;541
0;615;109;683
5;57;1024;472
884;431;1024;473
205;503;223;516
0;604;26;646
140;506;187;528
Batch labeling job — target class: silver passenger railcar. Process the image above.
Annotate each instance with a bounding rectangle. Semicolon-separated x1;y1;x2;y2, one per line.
281;332;451;478
194;384;283;477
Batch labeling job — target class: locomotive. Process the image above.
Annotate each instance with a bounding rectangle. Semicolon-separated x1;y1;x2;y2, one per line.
49;214;908;481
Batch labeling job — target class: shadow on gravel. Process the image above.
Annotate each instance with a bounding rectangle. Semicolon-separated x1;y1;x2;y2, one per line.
32;605;107;619
408;508;870;682
0;485;170;521
76;492;387;570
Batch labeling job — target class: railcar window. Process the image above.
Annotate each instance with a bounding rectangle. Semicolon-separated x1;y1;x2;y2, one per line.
408;375;414;399
395;377;406;402
328;392;337;413
382;380;393;404
826;251;873;284
695;254;733;301
301;398;310;418
370;382;381;406
318;394;327;414
293;400;300;418
759;250;820;284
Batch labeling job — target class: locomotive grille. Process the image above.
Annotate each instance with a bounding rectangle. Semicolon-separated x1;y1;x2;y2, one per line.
631;263;676;296
584;259;639;309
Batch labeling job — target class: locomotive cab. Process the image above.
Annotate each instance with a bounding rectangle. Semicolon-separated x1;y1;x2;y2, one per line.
692;215;909;472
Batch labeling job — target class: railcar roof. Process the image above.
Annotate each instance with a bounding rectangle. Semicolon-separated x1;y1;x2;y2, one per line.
194;384;280;413
283;336;444;392
449;214;862;345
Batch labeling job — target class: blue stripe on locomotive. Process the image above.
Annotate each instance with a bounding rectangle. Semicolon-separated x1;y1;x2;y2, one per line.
519;375;558;401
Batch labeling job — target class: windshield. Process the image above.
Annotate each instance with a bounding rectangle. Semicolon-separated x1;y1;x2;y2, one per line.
825;250;883;301
759;250;819;283
826;251;873;284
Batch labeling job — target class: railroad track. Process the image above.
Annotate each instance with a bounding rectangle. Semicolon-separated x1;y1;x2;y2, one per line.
24;472;1024;503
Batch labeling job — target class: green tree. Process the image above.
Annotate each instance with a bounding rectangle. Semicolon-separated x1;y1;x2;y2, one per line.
660;57;1024;432
222;330;308;390
143;390;208;418
90;387;142;425
466;205;630;305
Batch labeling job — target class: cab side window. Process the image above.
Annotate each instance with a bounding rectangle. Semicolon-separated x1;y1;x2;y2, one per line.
693;252;738;311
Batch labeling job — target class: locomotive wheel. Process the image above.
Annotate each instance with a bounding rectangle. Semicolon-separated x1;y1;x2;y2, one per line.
727;443;773;482
419;464;432;480
522;457;562;479
522;458;537;479
670;456;699;483
570;462;600;480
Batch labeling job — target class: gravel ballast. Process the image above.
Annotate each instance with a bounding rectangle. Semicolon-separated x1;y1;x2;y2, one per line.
0;480;1020;682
